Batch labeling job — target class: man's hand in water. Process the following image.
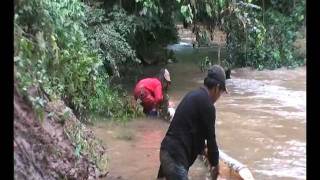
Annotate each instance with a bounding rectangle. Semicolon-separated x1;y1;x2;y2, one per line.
203;146;219;178
211;165;219;179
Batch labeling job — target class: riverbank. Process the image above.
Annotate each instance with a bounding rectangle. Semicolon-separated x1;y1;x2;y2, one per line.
14;82;108;179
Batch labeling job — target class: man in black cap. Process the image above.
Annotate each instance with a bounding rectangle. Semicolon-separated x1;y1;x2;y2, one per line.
157;65;228;180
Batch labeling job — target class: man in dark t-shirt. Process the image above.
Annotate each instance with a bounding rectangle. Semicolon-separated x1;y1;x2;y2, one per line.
157;65;228;180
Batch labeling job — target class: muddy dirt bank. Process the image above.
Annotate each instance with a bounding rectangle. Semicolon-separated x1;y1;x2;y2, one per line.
14;81;107;180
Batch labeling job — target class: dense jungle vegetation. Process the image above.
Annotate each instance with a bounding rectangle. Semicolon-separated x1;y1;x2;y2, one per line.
14;0;305;122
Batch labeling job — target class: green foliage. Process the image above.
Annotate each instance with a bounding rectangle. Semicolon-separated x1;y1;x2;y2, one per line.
63;113;108;172
107;0;179;64
260;7;304;69
106;7;137;39
86;6;140;77
199;56;213;72
136;0;162;16
14;0;142;122
14;0;305;127
222;1;266;68
232;0;306;69
180;4;193;23
178;0;305;70
88;75;143;120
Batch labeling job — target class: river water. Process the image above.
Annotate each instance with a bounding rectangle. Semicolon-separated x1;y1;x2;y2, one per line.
93;42;306;180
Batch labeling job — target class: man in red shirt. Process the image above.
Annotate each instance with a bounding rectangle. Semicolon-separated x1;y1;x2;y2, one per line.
134;68;171;116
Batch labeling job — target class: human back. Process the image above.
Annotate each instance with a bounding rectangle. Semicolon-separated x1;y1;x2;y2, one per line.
157;65;227;180
134;77;162;93
161;87;215;168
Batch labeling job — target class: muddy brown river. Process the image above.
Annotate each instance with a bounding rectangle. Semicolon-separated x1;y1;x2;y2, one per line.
92;43;306;180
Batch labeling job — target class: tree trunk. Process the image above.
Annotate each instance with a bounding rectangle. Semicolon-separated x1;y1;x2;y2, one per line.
135;0;137;14
218;45;221;65
263;0;265;25
245;29;247;66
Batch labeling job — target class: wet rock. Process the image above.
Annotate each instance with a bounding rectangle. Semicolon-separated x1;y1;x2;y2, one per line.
225;68;231;79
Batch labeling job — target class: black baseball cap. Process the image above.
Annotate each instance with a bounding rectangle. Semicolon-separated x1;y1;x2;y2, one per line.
207;65;228;93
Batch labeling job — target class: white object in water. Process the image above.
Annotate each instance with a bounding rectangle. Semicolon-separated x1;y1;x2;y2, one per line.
168;107;175;122
219;150;255;180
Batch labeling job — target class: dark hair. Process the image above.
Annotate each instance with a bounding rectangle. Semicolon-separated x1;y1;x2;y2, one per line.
204;77;220;89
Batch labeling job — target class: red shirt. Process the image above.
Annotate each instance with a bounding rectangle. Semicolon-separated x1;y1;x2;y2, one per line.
134;78;163;111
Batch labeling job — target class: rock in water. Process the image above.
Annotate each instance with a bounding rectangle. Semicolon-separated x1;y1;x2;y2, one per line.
225;68;231;79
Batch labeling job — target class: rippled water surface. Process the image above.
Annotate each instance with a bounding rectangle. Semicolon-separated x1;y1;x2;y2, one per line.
93;42;306;180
